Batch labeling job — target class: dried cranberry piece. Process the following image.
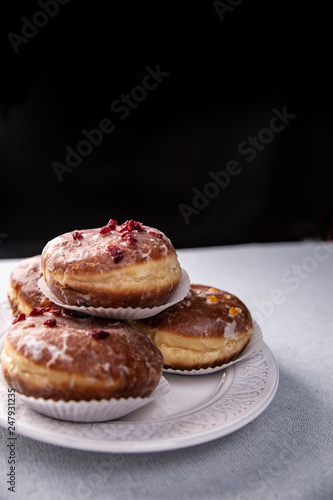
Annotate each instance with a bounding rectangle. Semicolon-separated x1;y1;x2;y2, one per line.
62;309;85;318
50;309;63;316
89;329;110;340
127;219;144;231
100;225;112;235
148;230;163;239
117;223;129;234
73;231;83;241
12;313;26;324
29;307;45;317
119;230;130;237
106;245;124;263
44;318;57;327
117;220;144;233
107;219;117;230
123;234;136;245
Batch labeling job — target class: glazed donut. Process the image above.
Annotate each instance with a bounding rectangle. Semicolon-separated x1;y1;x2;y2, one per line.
8;255;59;316
1;308;163;401
128;284;254;371
41;219;182;309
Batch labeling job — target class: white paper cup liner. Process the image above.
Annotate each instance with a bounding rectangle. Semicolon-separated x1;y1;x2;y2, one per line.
38;268;191;320
16;376;170;422
163;320;263;376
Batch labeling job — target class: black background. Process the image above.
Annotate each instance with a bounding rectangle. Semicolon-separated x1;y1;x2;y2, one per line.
0;0;332;258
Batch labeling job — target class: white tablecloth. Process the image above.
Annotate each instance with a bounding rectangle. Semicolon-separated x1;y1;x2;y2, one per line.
0;241;332;500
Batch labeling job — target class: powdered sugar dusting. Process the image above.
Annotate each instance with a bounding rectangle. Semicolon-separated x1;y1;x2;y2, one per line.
12;327;73;365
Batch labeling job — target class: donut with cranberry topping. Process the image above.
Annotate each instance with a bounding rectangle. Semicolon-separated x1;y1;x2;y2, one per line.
40;219;182;309
128;284;254;371
1;308;163;401
8;255;60;316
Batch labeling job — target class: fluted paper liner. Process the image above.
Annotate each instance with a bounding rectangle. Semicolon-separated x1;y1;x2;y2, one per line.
38;268;191;320
14;376;170;423
163;320;264;375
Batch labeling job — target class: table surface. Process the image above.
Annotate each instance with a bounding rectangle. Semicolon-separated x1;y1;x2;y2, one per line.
0;241;332;500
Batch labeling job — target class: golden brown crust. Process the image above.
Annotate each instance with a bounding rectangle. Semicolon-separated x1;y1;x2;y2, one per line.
1;309;163;401
128;284;254;370
41;221;182;308
7;256;59;316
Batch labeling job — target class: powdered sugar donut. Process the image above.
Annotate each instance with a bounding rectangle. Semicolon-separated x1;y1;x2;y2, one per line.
41;219;182;309
128;284;254;371
1;308;163;401
7;255;60;316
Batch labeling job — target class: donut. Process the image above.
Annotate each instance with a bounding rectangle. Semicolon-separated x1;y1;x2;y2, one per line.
8;255;60;316
41;219;182;309
128;284;254;371
1;308;163;401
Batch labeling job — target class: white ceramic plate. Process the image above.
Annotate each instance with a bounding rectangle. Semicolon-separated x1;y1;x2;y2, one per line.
0;302;279;453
